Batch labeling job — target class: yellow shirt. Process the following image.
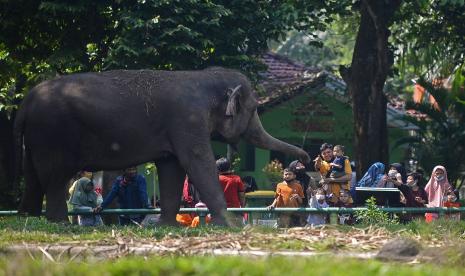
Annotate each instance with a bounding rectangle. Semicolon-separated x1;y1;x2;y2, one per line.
319;158;352;203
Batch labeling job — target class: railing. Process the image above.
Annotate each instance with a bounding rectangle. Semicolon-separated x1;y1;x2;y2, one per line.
1;207;464;225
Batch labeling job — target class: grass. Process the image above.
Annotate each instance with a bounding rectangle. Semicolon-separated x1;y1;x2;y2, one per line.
2;217;465;273
0;217;241;246
1;255;465;275
1;216;465;253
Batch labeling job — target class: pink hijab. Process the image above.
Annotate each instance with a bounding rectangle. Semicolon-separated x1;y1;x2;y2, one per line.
424;165;453;207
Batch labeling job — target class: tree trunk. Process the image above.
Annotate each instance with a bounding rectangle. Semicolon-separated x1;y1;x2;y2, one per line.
340;0;401;178
0;113;15;208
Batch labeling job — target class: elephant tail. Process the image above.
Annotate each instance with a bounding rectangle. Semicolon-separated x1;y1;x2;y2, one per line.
13;106;26;196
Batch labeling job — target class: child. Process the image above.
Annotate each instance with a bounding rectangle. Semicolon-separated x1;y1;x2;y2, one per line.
268;168;304;228
176;201;194;227
333;189;355;225
191;202;211;227
307;188;329;226
444;193;461;221
329;145;347;179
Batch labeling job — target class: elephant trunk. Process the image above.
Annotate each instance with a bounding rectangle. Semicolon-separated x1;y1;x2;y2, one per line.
243;111;310;164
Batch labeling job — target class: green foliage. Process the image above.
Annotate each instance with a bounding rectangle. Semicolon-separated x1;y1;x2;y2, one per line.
393;67;465;183
0;0;348;114
274;14;358;73
355;197;399;226
262;159;284;184
231;156;241;173
389;0;465;94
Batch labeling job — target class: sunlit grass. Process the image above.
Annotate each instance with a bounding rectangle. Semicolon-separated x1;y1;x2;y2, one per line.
1;255;465;275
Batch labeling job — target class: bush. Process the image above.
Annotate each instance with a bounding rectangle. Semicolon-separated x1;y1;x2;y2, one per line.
355;197;399;225
262;159;284;184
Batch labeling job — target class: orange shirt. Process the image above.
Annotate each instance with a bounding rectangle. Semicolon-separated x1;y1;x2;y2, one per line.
190;215;211;227
274;181;304;208
176;213;193;227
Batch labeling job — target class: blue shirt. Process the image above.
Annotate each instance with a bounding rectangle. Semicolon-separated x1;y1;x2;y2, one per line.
101;174;150;209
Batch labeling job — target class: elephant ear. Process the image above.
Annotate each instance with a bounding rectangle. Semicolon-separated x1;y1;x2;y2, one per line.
226;85;242;116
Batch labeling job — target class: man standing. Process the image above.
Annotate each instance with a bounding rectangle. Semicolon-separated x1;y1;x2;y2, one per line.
314;143;352;205
216;157;245;208
95;167;150;225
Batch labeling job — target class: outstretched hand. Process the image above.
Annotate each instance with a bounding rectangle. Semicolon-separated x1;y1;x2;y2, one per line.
314;155;322;169
93;206;102;213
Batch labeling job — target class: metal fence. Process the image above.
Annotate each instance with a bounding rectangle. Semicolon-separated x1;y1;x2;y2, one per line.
1;207;465;226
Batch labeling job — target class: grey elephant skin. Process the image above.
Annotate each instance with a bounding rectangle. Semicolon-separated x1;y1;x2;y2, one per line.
14;67;310;225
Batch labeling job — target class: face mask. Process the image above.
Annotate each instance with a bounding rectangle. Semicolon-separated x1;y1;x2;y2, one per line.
407;180;417;187
295;168;305;173
316;195;325;201
388;170;397;179
435;175;445;181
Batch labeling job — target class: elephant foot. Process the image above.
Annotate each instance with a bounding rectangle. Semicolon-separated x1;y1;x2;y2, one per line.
46;216;70;224
210;215;229;227
158;215;180;227
18;204;42;217
45;211;70;223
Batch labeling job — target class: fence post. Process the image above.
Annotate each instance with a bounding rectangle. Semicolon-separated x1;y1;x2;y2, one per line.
199;211;207;226
329;213;338;225
247;212;253;225
438;207;445;219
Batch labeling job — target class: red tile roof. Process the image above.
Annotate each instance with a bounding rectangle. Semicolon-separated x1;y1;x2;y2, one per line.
259;51;422;129
257;52;326;110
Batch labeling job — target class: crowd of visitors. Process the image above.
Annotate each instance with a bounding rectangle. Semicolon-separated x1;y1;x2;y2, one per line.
66;143;461;228
265;142;461;227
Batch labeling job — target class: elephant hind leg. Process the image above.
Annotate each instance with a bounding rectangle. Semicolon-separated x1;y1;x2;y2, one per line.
18;149;44;216
155;155;186;226
34;150;75;222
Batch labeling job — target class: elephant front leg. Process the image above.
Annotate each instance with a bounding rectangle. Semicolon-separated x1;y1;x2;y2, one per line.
174;140;228;226
155;156;186;226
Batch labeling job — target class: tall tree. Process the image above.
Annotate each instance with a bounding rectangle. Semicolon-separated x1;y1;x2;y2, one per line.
340;0;402;177
0;0;343;208
390;1;465;182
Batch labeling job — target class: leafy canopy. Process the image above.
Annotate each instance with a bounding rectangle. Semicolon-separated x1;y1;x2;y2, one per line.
0;0;348;115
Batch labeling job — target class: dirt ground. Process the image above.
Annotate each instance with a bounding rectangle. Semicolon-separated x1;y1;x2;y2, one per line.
3;225;449;262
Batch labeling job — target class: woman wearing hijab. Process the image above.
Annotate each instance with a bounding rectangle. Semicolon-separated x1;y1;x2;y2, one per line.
377;163;406;188
424;165;455;221
70;177;103;226
352;162;385;203
357;162;386;188
388;163;407;184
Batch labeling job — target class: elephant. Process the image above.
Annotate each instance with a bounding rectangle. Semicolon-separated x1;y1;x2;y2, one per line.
14;67;310;225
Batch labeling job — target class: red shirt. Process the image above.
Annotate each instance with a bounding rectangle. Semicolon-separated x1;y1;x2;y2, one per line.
444;201;460;208
219;174;245;208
